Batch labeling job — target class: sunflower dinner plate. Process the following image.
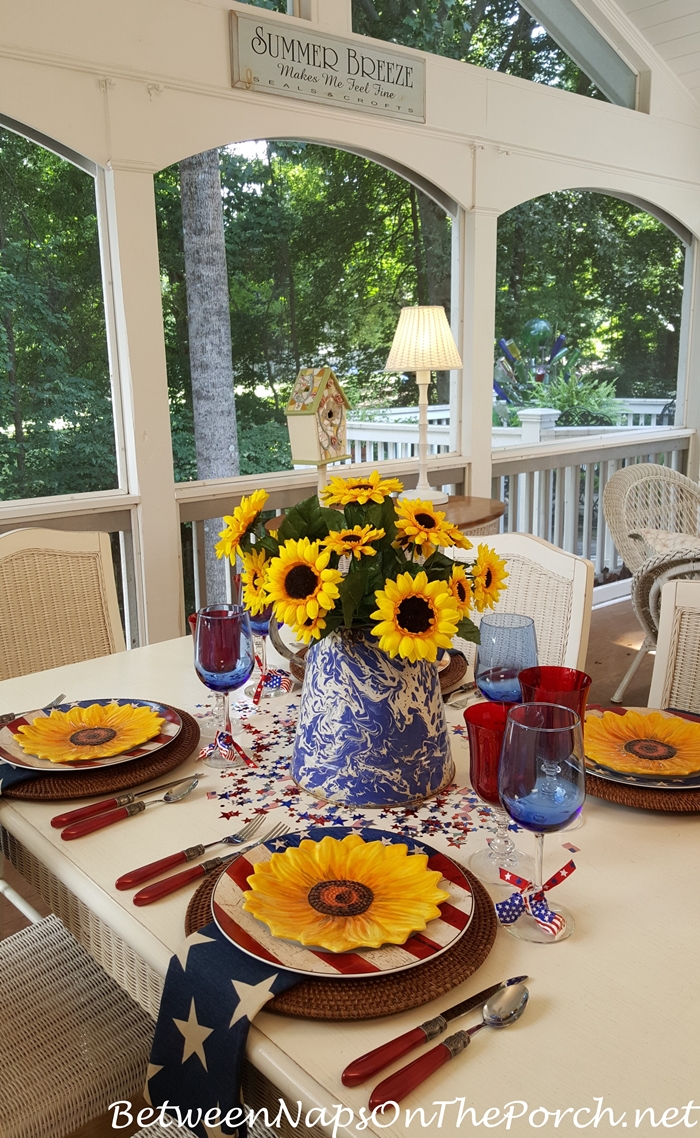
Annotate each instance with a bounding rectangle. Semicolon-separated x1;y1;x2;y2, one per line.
584;707;700;789
0;699;182;771
212;826;474;977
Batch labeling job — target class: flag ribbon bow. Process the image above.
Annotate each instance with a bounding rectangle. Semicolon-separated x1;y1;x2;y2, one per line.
495;860;576;936
198;729;256;767
252;668;293;705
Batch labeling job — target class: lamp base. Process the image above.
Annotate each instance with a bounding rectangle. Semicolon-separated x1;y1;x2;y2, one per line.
399;486;449;505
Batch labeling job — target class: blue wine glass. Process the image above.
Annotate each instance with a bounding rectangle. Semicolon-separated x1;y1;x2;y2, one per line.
475;613;538;703
194;604;254;767
498;702;586;942
247;603;274;698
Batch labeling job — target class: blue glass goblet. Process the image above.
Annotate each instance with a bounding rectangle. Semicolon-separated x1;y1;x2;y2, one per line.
499;702;585;942
475;613;538;703
248;603;274;698
194;604;254;767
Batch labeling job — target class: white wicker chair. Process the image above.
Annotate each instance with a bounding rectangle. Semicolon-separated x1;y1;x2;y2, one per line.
447;533;594;670
0;915;154;1138
602;464;700;702
648;579;700;714
602;463;700;575
0;527;125;682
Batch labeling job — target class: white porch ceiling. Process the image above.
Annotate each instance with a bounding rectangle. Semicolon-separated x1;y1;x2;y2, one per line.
615;0;700;99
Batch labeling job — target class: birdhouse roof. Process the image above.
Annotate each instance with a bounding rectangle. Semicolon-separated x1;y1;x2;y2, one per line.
285;366;350;416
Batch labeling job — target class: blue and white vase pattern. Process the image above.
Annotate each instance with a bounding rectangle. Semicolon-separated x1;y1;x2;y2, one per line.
291;629;454;808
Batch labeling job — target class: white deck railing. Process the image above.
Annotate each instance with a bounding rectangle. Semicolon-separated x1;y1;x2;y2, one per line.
491;427;694;574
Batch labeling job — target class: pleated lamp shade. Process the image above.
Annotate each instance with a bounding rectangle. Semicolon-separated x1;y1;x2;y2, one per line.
385;306;462;371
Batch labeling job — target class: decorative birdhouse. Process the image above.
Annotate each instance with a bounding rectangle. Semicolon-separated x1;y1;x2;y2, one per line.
285;367;351;466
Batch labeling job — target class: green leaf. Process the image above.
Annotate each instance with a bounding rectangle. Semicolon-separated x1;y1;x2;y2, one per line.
456;616;480;643
277;496;334;542
338;568;369;627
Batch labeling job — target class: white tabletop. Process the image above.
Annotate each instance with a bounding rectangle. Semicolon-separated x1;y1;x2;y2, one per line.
1;638;699;1137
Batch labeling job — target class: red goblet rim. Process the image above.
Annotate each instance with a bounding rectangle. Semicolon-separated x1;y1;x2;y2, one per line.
518;666;592;693
463;701;517;730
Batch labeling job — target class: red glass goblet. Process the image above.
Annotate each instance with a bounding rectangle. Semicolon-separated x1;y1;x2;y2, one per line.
518;667;592;723
464;701;534;886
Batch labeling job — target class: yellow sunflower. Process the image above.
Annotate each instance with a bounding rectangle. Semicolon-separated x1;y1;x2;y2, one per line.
323;525;385;560
448;564;473;616
471;544;509;612
394;499;465;551
585;710;700;777
16;702;164;763
240;548;269;615
371;570;460;663
215;489;269;561
293;611;328;644
321;470;403;507
265;538;342;626
243;834;450;953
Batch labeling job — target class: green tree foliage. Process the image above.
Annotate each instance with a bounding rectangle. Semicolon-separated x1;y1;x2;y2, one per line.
0;129;115;501
352;0;605;97
156;142;441;479
496;192;685;399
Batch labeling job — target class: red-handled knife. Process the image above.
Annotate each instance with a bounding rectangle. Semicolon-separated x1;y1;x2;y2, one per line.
342;975;527;1086
368;983;530;1111
51;776;201;828
132;822;288;905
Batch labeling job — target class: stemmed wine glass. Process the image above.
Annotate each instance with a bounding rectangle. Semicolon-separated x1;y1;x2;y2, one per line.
464;701;534;885
499;702;586;942
476;614;538;703
247;603;275;699
194;604;255;768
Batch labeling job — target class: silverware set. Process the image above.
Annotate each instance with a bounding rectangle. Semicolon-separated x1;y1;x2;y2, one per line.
343;977;530;1109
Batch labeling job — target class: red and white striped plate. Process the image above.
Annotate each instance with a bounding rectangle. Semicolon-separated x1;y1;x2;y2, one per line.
211;827;474;977
0;699;182;771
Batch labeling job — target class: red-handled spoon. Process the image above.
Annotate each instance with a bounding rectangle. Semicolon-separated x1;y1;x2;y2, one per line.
60;778;199;840
368;983;529;1111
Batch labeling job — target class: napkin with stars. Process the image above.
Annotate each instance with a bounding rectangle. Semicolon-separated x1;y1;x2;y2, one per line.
145;922;301;1138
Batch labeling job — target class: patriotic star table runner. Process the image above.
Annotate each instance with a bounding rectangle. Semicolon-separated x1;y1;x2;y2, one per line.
0;760;45;793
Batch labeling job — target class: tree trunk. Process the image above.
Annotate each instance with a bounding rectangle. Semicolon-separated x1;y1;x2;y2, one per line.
408;186;429;306
417;190;451;401
180;149;239;604
0;205;25;493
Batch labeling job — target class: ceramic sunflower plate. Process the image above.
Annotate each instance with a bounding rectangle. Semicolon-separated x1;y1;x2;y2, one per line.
0;699;182;771
584;707;700;789
212;826;474;977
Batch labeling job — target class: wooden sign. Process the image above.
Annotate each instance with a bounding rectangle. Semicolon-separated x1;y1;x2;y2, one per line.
230;12;426;122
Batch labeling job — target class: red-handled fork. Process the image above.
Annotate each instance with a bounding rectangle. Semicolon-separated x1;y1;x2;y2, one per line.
131;822;289;905
114;814;265;889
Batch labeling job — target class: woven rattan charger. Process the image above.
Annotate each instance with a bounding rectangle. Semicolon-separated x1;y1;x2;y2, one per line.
186;860;497;1021
585;773;700;812
3;707;200;801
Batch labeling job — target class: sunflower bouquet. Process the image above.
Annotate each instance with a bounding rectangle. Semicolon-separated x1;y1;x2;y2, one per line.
216;472;508;664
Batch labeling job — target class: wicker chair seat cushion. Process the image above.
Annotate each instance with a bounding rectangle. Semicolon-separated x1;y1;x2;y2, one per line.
0;915;154;1138
629;529;700;559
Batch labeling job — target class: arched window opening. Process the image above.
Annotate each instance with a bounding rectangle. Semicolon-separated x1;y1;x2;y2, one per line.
156;139;452;485
495;191;685;425
156;140;452;605
0;127;116;502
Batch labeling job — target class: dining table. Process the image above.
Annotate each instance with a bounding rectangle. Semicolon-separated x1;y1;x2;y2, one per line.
0;635;699;1137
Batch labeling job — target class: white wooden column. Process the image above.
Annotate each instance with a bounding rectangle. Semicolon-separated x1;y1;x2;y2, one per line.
101;165;184;643
452;207;498;496
676;236;700;481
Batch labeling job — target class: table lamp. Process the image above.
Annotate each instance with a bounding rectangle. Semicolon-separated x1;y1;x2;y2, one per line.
385;305;462;504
